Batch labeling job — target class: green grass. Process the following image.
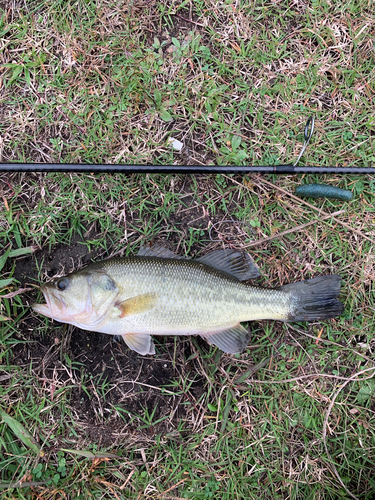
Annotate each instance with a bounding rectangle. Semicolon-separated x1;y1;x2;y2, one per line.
0;0;374;165
1;173;374;500
1;0;375;499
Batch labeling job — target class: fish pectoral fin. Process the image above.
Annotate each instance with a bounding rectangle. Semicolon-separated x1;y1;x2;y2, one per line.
201;324;250;354
196;250;261;281
121;333;155;355
116;293;158;318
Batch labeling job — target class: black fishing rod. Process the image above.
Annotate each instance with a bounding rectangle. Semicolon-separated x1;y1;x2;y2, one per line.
1;118;373;174
0;164;374;173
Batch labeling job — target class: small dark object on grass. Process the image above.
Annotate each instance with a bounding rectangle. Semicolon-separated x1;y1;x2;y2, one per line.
295;184;353;201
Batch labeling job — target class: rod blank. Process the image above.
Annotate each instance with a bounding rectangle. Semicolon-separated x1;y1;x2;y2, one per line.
0;164;374;174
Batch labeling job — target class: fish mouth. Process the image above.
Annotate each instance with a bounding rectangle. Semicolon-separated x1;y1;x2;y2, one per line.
32;302;53;316
32;286;66;319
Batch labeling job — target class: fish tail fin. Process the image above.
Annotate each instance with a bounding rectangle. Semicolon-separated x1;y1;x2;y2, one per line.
281;275;344;321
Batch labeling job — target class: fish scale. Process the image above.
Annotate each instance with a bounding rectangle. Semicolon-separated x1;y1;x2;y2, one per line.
101;257;289;332
32;245;344;356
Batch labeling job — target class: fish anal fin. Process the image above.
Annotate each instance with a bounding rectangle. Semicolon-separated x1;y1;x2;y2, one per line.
116;293;157;318
201;324;250;354
121;333;155;355
196;250;260;281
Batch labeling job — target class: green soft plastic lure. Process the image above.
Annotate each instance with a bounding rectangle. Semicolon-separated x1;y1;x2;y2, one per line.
295;183;353;201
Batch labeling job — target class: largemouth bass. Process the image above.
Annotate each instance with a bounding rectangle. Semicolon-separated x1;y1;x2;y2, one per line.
32;244;343;355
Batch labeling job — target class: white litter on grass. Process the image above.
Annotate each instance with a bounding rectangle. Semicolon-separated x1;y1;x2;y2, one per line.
167;137;183;151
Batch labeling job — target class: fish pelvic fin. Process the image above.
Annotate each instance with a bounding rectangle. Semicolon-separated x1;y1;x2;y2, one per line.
201;324;250;354
121;333;155;355
282;275;344;321
116;293;158;318
196;249;261;280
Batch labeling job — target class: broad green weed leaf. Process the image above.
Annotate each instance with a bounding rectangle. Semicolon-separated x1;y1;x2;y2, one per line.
172;37;180;49
0;248;10;273
24;67;31;85
207;403;217;412
61;448;119;459
231;135;241;151
154;89;162;108
0;409;40;454
9;246;36;258
9;65;23;85
160;110;173;122
0;278;13;288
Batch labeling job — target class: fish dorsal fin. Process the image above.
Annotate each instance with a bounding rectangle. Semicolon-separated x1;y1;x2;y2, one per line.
121;333;155;355
196;249;260;280
116;293;157;318
201;324;250;354
137;242;186;259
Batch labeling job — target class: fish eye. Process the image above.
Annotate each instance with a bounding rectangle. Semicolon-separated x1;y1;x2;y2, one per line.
56;278;69;291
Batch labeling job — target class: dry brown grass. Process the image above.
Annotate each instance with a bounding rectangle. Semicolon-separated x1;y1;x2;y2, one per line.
0;0;374;166
0;0;375;498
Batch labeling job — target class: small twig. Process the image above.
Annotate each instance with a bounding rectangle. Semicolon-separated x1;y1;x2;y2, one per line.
175;13;205;27
160;478;187;496
242;210;345;248
279;26;303;42
0;287;33;299
0;480;48;489
91;379;105;421
222;130;250;140
256;177;374;244
288;324;375;364
57;108;87;136
119;470;136;490
233;356;271;384
246;371;375;384
322;366;375;500
209;219;251;242
226;174;373;244
117;379;177;395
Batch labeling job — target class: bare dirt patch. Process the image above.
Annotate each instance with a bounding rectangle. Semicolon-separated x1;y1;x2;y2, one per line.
11;232;208;447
